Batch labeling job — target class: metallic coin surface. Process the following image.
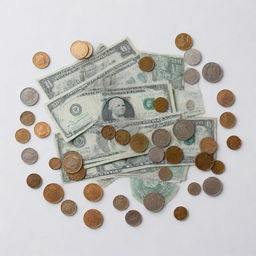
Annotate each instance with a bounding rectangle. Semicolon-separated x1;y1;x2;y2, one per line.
32;51;50;69
153;97;169;113
187;182;201;196
217;89;235;107
62;151;83;174
173;120;195;140
49;157;62;170
202;62;223;83
20;87;39;106
68;166;87;181
199;137;218;154
211;160;225;175
130;133;149;153
195;152;214;171
175;33;193;50
21;148;38;165
219;112;237;128
83;183;104;202
101;125;116;140
148;146;165;163
227;135;241;150
138;56;155;72
84;41;94;58
174;206;188;220
61;200;77;216
203;177;223;196
34;122;51;138
165;146;184;164
113;195;129;211
26;173;42;189
184;68;200;85
158;166;173;181
70;40;89;59
43;183;64;204
83;209;103;229
125;210;142;227
184;49;202;66
143;192;165;212
152;128;171;147
20;111;35;126
115;129;131;145
15;128;31;144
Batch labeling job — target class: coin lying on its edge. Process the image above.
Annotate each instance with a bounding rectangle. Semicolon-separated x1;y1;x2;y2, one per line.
83;209;103;229
32;51;50;69
43;183;64;204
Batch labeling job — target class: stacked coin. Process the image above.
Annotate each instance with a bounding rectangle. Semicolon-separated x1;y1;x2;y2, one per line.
62;151;84;175
70;40;94;59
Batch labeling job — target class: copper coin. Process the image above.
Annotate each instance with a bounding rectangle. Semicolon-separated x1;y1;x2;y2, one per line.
195;152;214;171
203;177;223;196
219;112;237;128
217;89;235;107
115;129;131;145
15;128;31;144
158;166;173;181
32;51;50;69
26;173;42;189
138;56;155;72
49;157;62;170
211;160;225;175
187;182;201;196
148;146;165;163
173;120;195;141
152;128;171;147
20;111;35;126
61;200;77;216
202;62;223;83
21;148;38;165
175;33;193;50
70;40;89;59
165;146;184;164
43;183;64;204
68;166;87;181
101;125;116;140
34;122;51;138
62;151;83;174
199;137;218;154
130;133;149;153
143;192;165;212
174;206;188;220
113;195;129;211
83;183;104;202
125;210;142;227
227;135;241;150
153;97;169;113
84;41;94;59
83;209;103;229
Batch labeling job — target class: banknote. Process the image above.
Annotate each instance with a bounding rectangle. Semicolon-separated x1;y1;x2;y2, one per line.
95;44;107;53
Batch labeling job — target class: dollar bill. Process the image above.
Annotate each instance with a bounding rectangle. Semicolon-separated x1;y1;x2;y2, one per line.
95;44;107;53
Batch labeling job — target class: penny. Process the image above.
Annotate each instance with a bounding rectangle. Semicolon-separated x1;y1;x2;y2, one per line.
32;51;50;69
175;33;193;50
83;183;104;202
21;148;38;165
184;49;202;66
148;146;165;163
62;151;83;174
125;210;142;227
187;182;201;196
34;122;51;138
49;157;62;170
70;40;89;59
101;125;116;140
165;146;184;164
153;97;169;113
20;111;35;126
68;166;87;181
184;68;200;85
152;128;171;147
15;128;31;144
174;206;188;220
217;89;235;107
138;56;155;72
60;200;77;216
130;133;149;153
84;41;94;58
26;173;42;189
143;192;165;212
115;129;131;145
195;152;214;171
20;87;39;106
202;62;223;83
219;112;237;128
158;166;173;181
211;160;225;175
173;120;195;140
199;137;218;154
203;177;223;196
83;209;103;229
43;183;64;204
227;135;241;150
113;195;129;211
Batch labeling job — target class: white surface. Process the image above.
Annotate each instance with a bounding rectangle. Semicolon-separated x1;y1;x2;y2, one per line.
0;0;255;255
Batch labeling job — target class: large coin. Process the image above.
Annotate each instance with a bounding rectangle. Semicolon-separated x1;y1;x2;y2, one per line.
49;157;62;170
153;97;169;113
125;210;142;227
187;182;201;196
113;195;129;211
84;41;94;59
195;152;214;171
62;151;83;174
151;128;171;147
61;200;77;216
203;177;223;196
211;160;225;175
217;89;235;107
34;122;51;138
184;68;200;85
226;135;241;150
158;166;173;181
21;148;38;165
43;183;64;204
174;206;188;220
68;166;87;181
20;87;39;106
83;209;104;229
173;120;195;140
15;128;31;144
202;62;223;83
184;49;202;66
115;129;131;145
199;137;218;154
130;133;149;153
175;33;193;50
32;52;50;69
26;173;42;189
219;112;237;128
165;146;184;164
101;125;116;140
20;111;35;126
138;56;155;72
148;146;165;163
83;183;104;202
70;40;89;59
143;192;165;212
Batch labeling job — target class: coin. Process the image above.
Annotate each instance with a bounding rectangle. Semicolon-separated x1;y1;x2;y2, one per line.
20;87;39;106
20;111;35;126
187;182;201;196
211;160;225;175
217;89;235;107
184;49;202;66
49;157;62;170
184;68;200;85
173;120;195;140
158;166;173;181
32;52;50;69
202;62;223;83
153;97;169;112
26;173;42;189
101;125;116;140
227;135;241;150
165;146;184;164
62;151;83;174
219;112;237;128
199;137;218;154
115;129;131;145
130;133;149;153
83;209;103;229
70;40;89;59
174;206;188;220
61;200;77;216
113;195;129;211
152;128;171;147
203;177;223;196
195;152;214;171
84;41;94;59
68;166;87;181
175;33;193;50
83;183;104;202
21;148;38;165
148;146;165;163
34;122;51;138
143;192;165;212
138;56;155;72
125;210;142;227
43;183;64;204
15;128;31;144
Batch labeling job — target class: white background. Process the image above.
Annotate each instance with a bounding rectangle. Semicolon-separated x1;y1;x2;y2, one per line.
0;0;255;255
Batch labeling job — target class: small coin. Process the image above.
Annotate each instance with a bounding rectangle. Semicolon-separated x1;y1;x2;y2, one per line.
26;173;42;189
15;128;31;144
203;177;223;196
174;206;188;220
20;87;39;106
130;133;149;153
84;41;94;58
184;68;200;85
211;160;225;175
153;97;169;113
32;51;50;69
138;56;155;72
43;183;64;204
115;129;131;145
70;40;89;59
152;128;171;147
143;192;165;212
68;166;87;181
61;200;77;216
49;157;62;170
227;135;241;150
158;166;173;181
173;120;195;141
184;49;202;66
62;151;83;174
195;152;214;171
125;210;142;227
199;137;218;154
34;122;51;138
187;182;201;196
217;89;235;107
113;195;129;211
165;146;184;164
175;33;193;50
202;62;223;83
20;111;35;126
83;209;104;229
148;146;165;163
101;125;116;140
83;183;104;202
219;112;237;128
21;148;38;165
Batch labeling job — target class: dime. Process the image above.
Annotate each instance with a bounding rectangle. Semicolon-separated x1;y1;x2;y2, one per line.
83;183;104;202
165;146;184;164
143;192;165;212
138;56;155;72
173;120;195;140
199;137;218;154
113;195;129;211
148;146;165;163
49;157;62;170
184;68;200;85
125;210;142;227
43;183;64;204
227;135;241;150
70;40;89;59
15;128;31;144
21;148;38;165
62;151;83;174
20;87;39;106
68;166;87;181
151;128;171;147
20;111;35;126
130;133;149;153
217;89;235;107
219;112;237;128
203;177;223;196
153;97;169;113
32;51;50;69
202;62;223;83
195;152;214;171
84;41;94;59
34;122;51;138
26;173;42;189
187;182;201;196
184;49;202;66
175;33;193;50
211;160;225;175
101;125;116;140
83;209;103;229
115;129;131;145
174;206;188;220
158;166;173;181
61;200;77;216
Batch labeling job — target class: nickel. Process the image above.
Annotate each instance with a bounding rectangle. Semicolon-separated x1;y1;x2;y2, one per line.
202;62;223;83
143;192;165;212
187;182;201;196
184;68;200;85
217;89;235;107
21;148;38;165
148;146;165;163
26;173;42;189
173;120;195;140
158;166;173;181
125;210;142;227
20;87;39;106
152;128;171;147
203;177;223;196
184;49;202;66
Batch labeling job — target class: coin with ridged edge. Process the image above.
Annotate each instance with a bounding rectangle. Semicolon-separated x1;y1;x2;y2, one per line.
21;148;38;165
148;146;165;163
202;62;223;83
143;192;165;212
184;68;200;85
173;120;195;141
184;49;202;66
20;87;39;106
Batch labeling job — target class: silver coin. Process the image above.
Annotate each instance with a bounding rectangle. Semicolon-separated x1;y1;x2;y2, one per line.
173;120;195;140
203;177;223;196
20;87;39;106
184;68;200;85
151;128;171;147
21;148;38;165
143;192;165;212
184;49;202;66
148;146;165;163
186;99;195;111
202;62;223;83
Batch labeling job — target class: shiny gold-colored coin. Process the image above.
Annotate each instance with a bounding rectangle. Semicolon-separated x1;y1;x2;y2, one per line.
32;51;50;69
153;97;169;113
68;166;87;181
138;56;155;72
34;122;51;138
175;33;193;50
130;133;149;153
219;112;237;128
165;146;184;164
115;129;131;145
43;183;64;204
70;40;89;59
49;157;62;170
15;128;31;144
83;209;104;229
20;111;35;126
199;137;218;154
101;125;116;140
83;183;104;202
